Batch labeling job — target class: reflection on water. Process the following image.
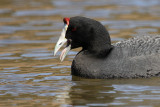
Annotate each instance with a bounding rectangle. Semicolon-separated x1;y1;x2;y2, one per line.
69;77;160;107
0;0;160;106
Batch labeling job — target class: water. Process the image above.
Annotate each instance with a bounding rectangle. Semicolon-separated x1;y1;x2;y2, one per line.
0;0;160;106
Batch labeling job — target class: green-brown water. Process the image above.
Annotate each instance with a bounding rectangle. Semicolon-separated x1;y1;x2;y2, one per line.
0;0;160;106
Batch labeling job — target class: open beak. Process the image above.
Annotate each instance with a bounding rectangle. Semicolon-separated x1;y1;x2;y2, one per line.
54;24;71;62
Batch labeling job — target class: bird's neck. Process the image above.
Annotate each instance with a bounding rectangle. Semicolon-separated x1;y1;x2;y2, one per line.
82;24;113;58
83;40;113;58
90;44;113;58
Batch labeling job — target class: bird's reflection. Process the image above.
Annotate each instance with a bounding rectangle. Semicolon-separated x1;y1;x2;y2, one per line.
67;76;115;106
65;76;160;106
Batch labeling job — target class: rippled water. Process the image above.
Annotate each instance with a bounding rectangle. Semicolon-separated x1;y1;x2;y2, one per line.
0;0;160;106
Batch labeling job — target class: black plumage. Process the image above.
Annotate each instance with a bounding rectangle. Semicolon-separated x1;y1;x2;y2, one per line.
60;16;160;79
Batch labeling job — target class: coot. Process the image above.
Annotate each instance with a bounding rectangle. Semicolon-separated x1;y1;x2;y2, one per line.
54;16;160;79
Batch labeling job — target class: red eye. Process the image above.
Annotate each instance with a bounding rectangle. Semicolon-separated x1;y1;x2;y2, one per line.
72;28;77;32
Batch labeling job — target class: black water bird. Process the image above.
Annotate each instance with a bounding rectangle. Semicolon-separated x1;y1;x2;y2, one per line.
54;16;160;79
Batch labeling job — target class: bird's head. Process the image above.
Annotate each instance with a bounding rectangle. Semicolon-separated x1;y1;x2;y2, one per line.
54;16;111;61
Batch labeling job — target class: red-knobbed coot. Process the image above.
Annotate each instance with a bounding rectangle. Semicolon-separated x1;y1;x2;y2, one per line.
54;16;160;79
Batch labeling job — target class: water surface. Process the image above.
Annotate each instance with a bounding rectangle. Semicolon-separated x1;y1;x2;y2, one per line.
0;0;160;106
